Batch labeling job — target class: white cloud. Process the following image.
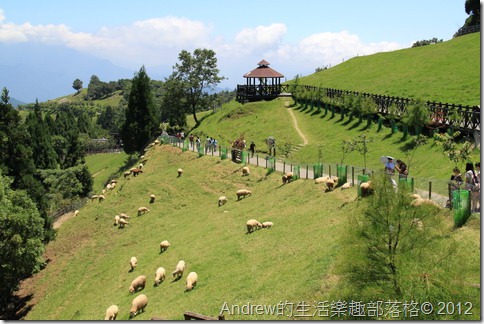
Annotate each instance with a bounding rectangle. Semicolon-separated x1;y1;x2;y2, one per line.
0;12;404;85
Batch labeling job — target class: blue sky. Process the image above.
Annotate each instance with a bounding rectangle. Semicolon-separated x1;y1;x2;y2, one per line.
0;0;470;88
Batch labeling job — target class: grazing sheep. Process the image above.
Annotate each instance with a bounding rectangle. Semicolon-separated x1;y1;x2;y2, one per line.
102;189;106;195
246;219;262;233
113;215;120;226
159;240;170;253
154;140;160;145
118;218;129;228
185;272;198;291
91;195;99;202
104;305;119;320
236;189;252;200
106;183;112;191
150;194;156;204
410;193;422;200
123;171;132;179
410;198;441;208
120;213;130;219
110;182;116;189
98;195;106;202
129;275;147;293
242;166;250;176
140;155;145;159
172;260;186;279
129;294;148;318
110;179;118;184
131;168;143;176
139;163;143;169
314;176;330;184
73;210;79;217
282;172;294;185
177;168;183;177
411;218;424;230
154;267;166;286
130;257;138;272
325;178;335;191
360;181;373;197
137;207;150;216
261;221;273;228
341;182;351;190
218;196;227;207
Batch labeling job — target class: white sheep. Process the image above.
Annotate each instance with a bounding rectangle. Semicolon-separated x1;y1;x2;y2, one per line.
411;218;424;231
102;189;106;195
90;195;99;202
172;260;186;279
360;181;373;197
104;304;119;320
130;256;137;272
410;198;441;208
185;271;198;291
325;178;335;191
236;189;252;200
150;194;156;204
110;179;118;184
282;172;294;185
98;195;106;202
138;207;150;216
159;240;170;253
73;210;79;217
129;294;148;318
218;196;227;207
129;275;147;293
177;168;183;177
110;182;116;190
410;193;422;200
119;213;130;219
106;183;112;191
242;166;250;176
154;140;160;145
139;163;144;169
314;176;330;184
246;219;262;233
154;267;166;286
261;221;273;228
140;155;145;159
341;182;351;189
118;218;129;228
113;215;120;226
124;171;132;179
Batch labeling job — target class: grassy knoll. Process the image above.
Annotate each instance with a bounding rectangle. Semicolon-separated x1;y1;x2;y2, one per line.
189;97;480;196
84;152;130;193
22;144;480;320
294;32;480;106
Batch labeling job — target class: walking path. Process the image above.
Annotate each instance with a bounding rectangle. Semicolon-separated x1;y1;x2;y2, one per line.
286;107;308;145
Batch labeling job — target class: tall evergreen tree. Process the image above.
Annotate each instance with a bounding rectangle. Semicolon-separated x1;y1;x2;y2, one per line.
160;75;187;128
120;66;158;154
25;100;57;169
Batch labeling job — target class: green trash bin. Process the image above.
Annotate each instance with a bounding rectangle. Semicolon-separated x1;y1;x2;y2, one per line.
182;140;189;152
241;151;248;165
337;165;347;186
293;166;300;180
453;189;471;227
198;145;205;157
220;147;227;160
313;163;323;179
357;174;370;197
398;177;414;191
267;157;276;173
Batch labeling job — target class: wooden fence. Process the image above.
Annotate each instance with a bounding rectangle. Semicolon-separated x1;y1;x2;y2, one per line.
236;84;480;134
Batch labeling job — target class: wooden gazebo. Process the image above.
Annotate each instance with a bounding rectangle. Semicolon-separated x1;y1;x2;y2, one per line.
236;60;286;102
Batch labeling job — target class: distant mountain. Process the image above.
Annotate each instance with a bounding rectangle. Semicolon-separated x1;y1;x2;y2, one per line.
0;43;168;103
10;97;26;107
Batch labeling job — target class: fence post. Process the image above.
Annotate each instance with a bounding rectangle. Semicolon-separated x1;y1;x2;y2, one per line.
306;165;308;179
329;165;331;177
352;167;355;186
256;154;259;166
428;181;432;199
283;161;285;173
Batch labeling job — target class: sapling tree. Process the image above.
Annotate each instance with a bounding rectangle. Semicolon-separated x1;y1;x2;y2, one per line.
351;134;373;174
434;131;472;167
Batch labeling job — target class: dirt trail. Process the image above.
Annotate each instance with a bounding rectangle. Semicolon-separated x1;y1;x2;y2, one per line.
286;107;308;145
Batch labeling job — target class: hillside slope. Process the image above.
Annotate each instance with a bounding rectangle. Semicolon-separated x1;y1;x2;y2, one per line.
20;144;480;320
295;32;480;106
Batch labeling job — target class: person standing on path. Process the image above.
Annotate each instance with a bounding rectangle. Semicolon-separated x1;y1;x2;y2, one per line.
249;141;256;158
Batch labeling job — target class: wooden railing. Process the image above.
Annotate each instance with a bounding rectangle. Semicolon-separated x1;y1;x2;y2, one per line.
236;83;480;134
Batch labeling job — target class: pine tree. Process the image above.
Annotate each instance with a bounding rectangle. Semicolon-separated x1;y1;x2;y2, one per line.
121;66;159;154
25;100;57;169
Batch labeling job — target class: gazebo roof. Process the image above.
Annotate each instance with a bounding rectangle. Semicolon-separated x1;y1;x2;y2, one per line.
243;60;284;78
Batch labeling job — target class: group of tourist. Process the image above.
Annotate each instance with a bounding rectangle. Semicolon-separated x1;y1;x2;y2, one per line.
449;162;480;213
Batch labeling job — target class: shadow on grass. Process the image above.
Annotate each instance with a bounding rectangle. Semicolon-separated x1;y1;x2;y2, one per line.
1;293;34;320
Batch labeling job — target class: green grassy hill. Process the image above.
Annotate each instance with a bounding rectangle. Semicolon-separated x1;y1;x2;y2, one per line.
293;32;480;106
188;97;480;197
21;144;480;320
